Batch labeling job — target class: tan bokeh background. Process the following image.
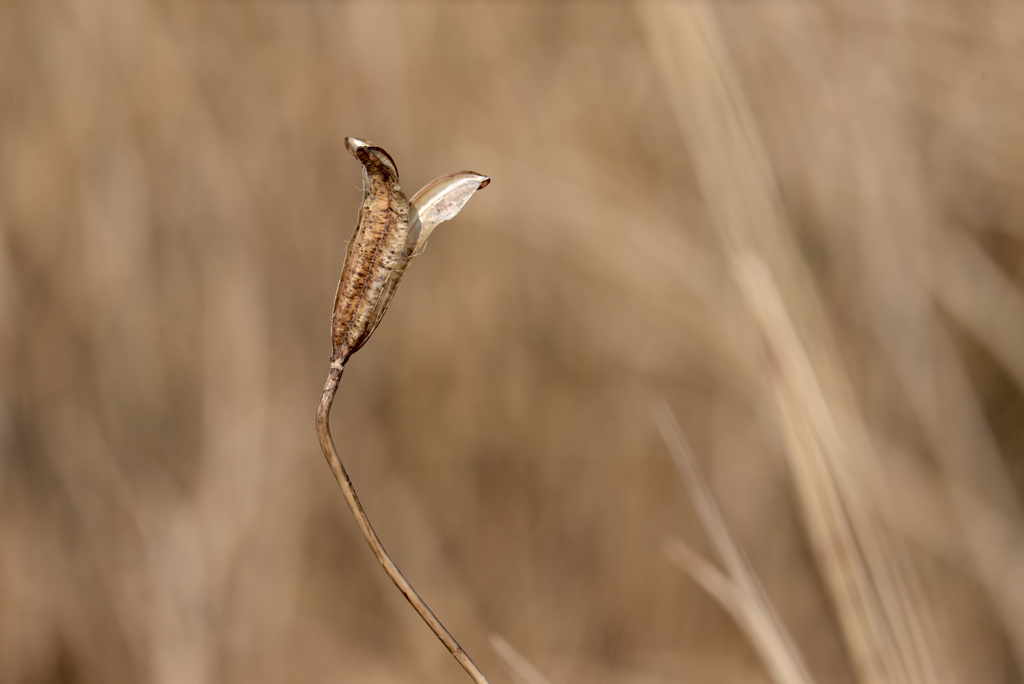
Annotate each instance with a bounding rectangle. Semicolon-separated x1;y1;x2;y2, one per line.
1;1;1023;683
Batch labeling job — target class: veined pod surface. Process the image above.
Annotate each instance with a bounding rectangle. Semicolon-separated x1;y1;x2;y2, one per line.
332;137;410;363
332;137;490;365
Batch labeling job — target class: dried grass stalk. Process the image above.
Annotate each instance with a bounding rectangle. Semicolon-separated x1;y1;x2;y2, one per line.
637;2;944;682
654;403;815;684
733;256;932;684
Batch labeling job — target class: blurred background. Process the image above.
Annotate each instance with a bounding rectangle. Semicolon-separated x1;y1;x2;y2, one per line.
2;1;1023;683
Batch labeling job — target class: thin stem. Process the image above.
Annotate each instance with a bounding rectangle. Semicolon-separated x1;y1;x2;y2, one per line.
316;358;491;684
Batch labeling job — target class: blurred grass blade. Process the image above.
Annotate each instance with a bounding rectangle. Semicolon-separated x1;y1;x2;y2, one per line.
931;227;1024;391
661;539;739;614
637;2;945;682
733;255;942;684
655;404;816;684
654;403;755;598
489;635;554;684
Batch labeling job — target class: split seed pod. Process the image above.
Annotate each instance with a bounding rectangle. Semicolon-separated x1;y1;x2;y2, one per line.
331;137;490;364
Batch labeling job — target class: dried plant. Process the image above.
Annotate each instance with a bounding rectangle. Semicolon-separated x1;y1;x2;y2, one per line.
316;137;490;683
5;3;1023;682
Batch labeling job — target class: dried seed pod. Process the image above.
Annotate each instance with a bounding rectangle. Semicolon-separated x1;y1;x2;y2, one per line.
331;137;489;365
332;137;410;363
318;139;493;683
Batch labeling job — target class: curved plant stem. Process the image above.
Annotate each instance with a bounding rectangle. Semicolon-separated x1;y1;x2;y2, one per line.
316;359;491;684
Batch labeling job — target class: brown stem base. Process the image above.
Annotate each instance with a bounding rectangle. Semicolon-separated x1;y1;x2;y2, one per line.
315;359;490;684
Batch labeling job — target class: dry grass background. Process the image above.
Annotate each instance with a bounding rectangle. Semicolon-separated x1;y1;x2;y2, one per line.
2;1;1024;683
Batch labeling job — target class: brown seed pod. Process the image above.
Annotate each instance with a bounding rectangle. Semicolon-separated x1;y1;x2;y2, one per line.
331;137;410;363
331;137;489;365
